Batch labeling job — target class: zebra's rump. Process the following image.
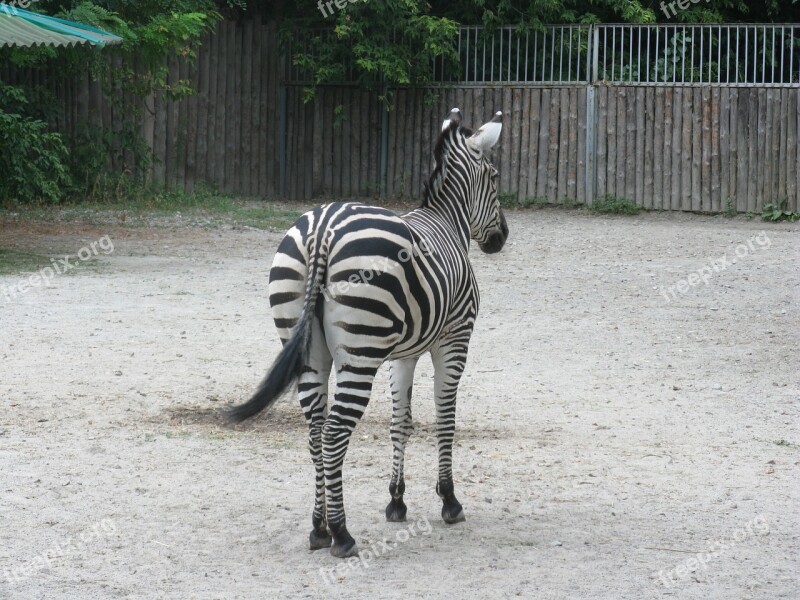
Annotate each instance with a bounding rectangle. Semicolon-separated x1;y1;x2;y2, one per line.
268;202;473;359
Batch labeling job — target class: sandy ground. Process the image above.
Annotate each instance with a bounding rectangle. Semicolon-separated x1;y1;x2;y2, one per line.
0;209;798;600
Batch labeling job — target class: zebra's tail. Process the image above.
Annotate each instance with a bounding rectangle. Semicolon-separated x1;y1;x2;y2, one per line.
226;231;329;423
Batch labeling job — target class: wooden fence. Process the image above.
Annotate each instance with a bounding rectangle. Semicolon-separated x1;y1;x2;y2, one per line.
3;21;798;212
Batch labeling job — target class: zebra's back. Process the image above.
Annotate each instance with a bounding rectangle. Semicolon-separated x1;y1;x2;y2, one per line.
268;202;476;361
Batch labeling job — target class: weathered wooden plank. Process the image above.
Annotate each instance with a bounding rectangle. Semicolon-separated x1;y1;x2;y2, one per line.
536;88;551;199
644;86;654;209
334;87;344;198
261;22;274;197
670;87;682;211
624;86;636;202
556;88;569;203
240;20;253;195
519;89;532;203
163;55;178;189
576;87;587;205
728;89;739;211
340;88;351;197
304;97;314;200
615;87;626;198
420;90;433;198
406;89;418;199
207;27;221;188
231;23;243;193
709;87;720;212
634;87;645;207
527;89;541;200
719;87;730;212
680;88;692;212
501;87;513;195
661;88;673;210
196;32;211;191
750;89;764;212
607;88;619;198
352;87;362;196
691;87;702;212
772;88;783;204
248;24;261;196
546;89;560;201
566;87;578;203
596;86;607;198
393;90;408;198
775;90;790;204
787;89;798;211
152;88;166;186
214;24;228;189
796;89;800;211
653;88;664;209
737;90;751;213
367;90;377;197
181;56;195;192
762;89;774;208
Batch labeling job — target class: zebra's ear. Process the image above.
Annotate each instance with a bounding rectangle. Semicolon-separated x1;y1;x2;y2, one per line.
442;107;462;132
467;111;503;154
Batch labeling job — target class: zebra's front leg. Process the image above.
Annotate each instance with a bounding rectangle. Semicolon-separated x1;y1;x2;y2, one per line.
323;362;380;558
431;338;470;524
385;358;419;522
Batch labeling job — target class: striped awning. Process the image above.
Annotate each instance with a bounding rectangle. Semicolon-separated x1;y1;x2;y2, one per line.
0;3;123;48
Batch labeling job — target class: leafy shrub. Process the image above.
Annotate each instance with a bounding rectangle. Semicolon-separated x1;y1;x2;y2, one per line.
0;84;70;204
590;195;640;215
761;198;800;222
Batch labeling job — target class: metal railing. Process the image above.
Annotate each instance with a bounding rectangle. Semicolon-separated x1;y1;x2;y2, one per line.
285;24;800;87
436;25;592;84
595;24;799;85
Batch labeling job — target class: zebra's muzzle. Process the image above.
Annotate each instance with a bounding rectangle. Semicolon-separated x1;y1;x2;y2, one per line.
479;212;508;254
480;230;506;254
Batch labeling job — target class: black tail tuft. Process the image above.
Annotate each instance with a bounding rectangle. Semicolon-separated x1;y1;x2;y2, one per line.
226;327;306;423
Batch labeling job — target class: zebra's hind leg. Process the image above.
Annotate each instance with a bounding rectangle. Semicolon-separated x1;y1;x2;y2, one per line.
385;358;419;522
298;319;334;551
323;361;381;558
431;339;469;524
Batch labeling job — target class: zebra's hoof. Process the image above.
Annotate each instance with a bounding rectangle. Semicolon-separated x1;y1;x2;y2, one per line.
330;539;359;558
385;498;408;522
309;528;332;551
442;504;466;524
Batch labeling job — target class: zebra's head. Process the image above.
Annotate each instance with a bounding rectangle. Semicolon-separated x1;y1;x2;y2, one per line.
428;108;508;254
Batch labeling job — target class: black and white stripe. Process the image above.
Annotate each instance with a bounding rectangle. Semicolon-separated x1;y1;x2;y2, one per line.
229;108;508;558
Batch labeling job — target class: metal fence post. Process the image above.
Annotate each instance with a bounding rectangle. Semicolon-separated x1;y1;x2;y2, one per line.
584;25;599;207
585;85;597;207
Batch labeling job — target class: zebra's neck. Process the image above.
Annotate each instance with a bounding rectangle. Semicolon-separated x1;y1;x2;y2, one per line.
419;182;472;251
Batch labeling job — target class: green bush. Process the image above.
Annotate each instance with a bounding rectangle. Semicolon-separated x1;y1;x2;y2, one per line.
589;195;640;215
0;84;71;204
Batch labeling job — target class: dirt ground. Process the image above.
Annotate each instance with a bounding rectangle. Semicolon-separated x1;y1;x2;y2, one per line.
1;209;798;600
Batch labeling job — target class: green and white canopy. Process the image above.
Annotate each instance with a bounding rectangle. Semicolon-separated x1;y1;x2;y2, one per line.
0;3;123;48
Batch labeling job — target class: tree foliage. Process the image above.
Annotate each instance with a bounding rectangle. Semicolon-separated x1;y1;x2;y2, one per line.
278;0;798;94
0;0;226;203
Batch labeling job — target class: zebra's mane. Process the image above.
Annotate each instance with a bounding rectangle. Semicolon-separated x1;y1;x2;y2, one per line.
421;122;474;208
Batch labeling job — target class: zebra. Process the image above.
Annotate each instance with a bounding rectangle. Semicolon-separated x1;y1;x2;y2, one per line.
228;108;508;558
